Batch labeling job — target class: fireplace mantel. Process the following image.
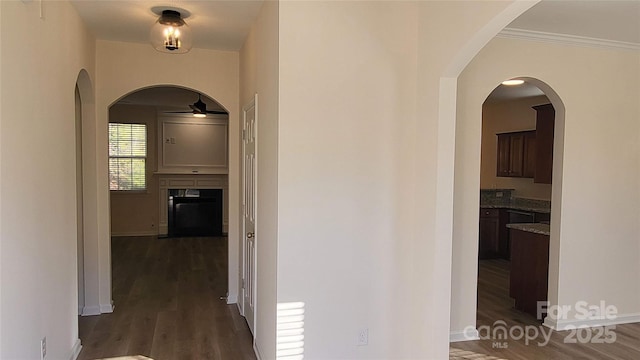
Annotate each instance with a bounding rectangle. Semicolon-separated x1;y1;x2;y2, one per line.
158;174;228;235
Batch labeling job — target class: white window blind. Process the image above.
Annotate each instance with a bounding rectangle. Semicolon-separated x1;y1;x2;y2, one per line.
109;123;147;191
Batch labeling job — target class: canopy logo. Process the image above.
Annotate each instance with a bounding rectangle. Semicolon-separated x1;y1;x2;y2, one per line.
464;301;618;348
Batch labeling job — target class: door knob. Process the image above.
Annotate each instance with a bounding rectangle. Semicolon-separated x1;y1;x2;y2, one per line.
247;232;254;238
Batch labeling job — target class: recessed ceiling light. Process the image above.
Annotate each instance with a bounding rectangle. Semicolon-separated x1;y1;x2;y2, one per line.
502;79;525;86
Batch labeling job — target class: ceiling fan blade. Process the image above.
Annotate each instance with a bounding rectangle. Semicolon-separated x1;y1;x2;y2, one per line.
206;110;228;115
163;111;192;113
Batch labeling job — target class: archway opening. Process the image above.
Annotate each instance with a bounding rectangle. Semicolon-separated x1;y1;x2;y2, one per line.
449;73;566;344
475;77;563;334
91;85;247;353
107;85;229;239
75;69;99;319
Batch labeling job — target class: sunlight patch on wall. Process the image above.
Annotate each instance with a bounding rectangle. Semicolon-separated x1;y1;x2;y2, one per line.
277;302;305;360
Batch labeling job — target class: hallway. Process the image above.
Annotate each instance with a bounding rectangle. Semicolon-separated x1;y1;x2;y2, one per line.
77;236;255;360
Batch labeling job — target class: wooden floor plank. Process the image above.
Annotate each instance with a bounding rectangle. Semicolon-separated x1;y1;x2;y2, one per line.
77;236;255;360
149;311;177;360
452;259;640;359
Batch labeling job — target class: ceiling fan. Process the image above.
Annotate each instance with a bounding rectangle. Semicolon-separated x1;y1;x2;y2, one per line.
165;94;227;118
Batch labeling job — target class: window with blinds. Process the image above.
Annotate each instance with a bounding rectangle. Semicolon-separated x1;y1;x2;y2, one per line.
109;123;147;191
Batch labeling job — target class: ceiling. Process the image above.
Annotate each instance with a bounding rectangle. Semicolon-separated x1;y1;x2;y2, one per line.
70;0;639;53
70;0;264;51
117;87;225;112
507;0;640;45
486;83;546;103
70;0;638;105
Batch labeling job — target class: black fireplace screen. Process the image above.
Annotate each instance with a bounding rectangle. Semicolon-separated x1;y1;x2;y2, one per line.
168;189;223;237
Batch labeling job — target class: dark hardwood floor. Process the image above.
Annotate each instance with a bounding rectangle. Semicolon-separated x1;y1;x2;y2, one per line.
77;236;256;360
452;259;640;359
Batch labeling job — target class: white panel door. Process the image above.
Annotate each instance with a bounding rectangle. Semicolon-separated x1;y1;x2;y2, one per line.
242;95;257;335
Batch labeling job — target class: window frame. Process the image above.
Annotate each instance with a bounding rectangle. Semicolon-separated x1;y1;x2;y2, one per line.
108;122;148;192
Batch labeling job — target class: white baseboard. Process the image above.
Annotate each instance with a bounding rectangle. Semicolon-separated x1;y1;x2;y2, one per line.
100;301;114;313
111;231;157;237
543;312;640;330
227;293;238;304
81;305;101;316
450;328;480;342
236;302;244;316
68;339;82;360
254;343;262;360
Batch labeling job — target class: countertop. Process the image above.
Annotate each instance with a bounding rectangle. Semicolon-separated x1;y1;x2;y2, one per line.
506;223;550;236
480;204;551;213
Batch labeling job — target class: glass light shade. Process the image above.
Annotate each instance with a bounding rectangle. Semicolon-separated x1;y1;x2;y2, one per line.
501;79;525;86
150;10;192;54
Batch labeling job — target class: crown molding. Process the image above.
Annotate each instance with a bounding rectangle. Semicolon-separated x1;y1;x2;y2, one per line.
498;28;640;52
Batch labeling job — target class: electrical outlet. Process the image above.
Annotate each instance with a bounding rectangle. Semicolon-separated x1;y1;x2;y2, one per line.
41;337;46;359
357;328;368;346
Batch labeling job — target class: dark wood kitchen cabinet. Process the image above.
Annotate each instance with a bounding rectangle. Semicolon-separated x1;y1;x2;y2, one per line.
523;132;536;178
497;134;512;177
479;208;509;259
509;228;550;319
497;130;536;178
533;104;555;184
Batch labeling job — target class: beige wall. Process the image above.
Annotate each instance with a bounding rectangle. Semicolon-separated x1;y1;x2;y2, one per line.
239;1;279;357
481;95;553;200
109;104;159;236
0;1;95;358
453;36;640;335
276;1;528;358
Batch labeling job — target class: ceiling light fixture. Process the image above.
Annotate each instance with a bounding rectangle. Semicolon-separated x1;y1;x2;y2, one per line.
501;79;525;86
150;9;192;54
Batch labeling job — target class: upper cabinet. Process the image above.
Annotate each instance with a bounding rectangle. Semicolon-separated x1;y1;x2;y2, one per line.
496;103;554;183
497;130;536;178
533;104;555;184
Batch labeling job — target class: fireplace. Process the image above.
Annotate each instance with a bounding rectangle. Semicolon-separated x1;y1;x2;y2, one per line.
168;189;223;237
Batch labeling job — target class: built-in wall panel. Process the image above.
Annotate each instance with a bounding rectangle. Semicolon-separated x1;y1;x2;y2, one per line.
158;114;229;175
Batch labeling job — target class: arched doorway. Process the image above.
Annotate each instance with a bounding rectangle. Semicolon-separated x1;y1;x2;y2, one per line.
105;84;233;313
450;68;567;341
75;69;100;317
472;78;564;337
107;86;230;240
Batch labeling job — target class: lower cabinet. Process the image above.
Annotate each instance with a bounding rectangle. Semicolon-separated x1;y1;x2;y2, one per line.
509;229;550;319
479;208;509;259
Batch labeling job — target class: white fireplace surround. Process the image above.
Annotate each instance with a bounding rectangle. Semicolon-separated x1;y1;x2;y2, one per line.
158;174;229;235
